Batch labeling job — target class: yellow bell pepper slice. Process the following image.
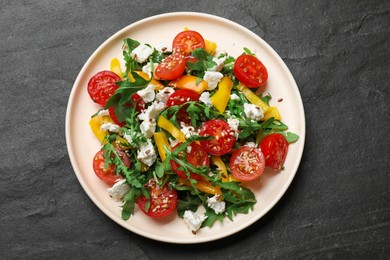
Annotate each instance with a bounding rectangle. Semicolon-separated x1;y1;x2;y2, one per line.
110;58;123;78
128;71;165;90
237;84;270;114
154;132;171;161
210;77;233;113
89;115;115;142
168;75;208;94
179;178;222;196
157;115;186;143
211;156;238;182
263;106;281;121
205;39;217;55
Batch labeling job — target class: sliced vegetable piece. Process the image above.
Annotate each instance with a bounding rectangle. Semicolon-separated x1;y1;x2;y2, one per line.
179;178;222;196
210;76;233;113
110;58;123;78
168;75;208;94
154;132;171;161
237;84;270;115
89;115;115;142
157;115;186;143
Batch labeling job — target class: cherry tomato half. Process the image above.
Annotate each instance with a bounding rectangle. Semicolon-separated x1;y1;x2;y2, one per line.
92;149;130;185
108;93;145;126
260;133;289;170
155;52;186;81
234;54;268;88
170;143;210;180
230;146;265;181
172;30;206;55
166;89;200;107
166;89;200;125
136;179;178;218
87;70;121;106
199;119;236;156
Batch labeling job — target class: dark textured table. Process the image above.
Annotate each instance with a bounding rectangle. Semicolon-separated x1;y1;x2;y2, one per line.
1;0;389;259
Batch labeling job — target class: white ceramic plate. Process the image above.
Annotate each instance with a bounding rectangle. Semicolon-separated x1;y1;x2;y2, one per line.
66;12;305;244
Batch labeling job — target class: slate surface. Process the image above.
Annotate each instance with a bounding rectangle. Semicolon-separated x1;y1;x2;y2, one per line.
1;0;389;259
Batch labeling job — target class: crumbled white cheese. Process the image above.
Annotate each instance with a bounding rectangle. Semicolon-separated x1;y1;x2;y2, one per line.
245;141;257;147
137;140;157;167
180;122;198;139
243;103;264;121
138;101;165;122
230;93;240;100
137;83;156;103
108;179;130;202
97;109;109;117
123;133;133;144
227;118;240;139
140;118;156;139
199;91;212;107
169;138;180;147
130;44;154;63
142;62;158;78
183;210;207;233
207;195;226;214
203;71;224;91
155;87;175;105
100;123;121;133
208;55;226;72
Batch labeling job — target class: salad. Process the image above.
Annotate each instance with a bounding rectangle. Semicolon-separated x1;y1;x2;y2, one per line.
87;29;298;233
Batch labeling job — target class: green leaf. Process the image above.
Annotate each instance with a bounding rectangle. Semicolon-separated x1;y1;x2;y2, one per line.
285;132;299;143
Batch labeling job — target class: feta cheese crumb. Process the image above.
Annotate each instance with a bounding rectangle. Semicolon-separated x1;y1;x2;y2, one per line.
207;195;226;214
245;141;257;147
108;179;130;202
97;109;109;116
180;122;198;139
100;123;121;133
142;62;158;78
199;92;212;107
138;101;165;121
130;44;154;63
140;118;156;138
155;87;175;105
169;138;180;147
137;140;157;167
183;210;207;233
243;103;264;121
227;118;240;139
137;83;156;103
230;93;240;100
203;71;223;91
209;55;226;72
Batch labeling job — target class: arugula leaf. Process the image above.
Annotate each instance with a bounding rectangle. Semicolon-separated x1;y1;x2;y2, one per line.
186;48;216;77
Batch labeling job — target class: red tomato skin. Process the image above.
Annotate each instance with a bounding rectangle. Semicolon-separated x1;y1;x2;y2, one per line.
170;143;209;180
234;54;268;88
108;93;145;126
260;133;289;170
136;179;178;218
154;52;186;80
92;149;130;185
230;146;265;182
87;70;121;106
166;89;200;107
172;30;206;55
199;119;236;156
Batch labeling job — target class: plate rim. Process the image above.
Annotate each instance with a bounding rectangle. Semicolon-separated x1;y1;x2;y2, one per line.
65;11;306;244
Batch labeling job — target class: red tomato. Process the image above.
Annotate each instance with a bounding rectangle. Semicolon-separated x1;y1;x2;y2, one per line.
166;89;200;125
136;179;178;218
166;89;200;107
234;54;268;88
260;133;289;170
154;52;186;80
87;70;121;106
92;149;130;185
170;143;209;180
199;119;236;156
108;93;145;126
172;30;205;55
230;146;265;181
